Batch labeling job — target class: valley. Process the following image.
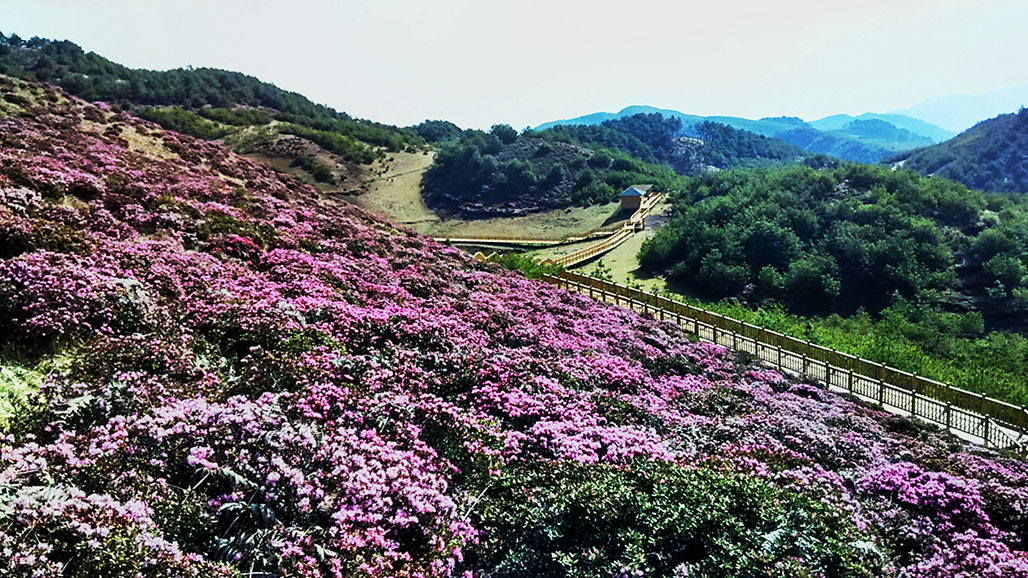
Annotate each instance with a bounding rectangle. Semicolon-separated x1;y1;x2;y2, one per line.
2;21;1028;578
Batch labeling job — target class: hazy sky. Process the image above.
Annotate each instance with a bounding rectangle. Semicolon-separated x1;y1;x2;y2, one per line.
3;0;1028;129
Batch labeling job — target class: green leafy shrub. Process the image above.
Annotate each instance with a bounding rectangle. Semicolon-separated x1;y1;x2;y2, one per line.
489;253;564;279
136;106;232;140
290;154;336;183
469;460;889;577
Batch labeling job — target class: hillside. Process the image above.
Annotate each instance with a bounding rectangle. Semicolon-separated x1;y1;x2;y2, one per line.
420;123;689;217
774;126;893;164
639;164;1028;318
811;112;956;143
548;113;812;174
3;77;1028;577
898;108;1028;193
0;33;426;188
418;114;812;219
537;105;952;163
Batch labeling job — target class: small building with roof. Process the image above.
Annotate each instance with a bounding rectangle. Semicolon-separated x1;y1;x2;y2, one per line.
619;184;653;211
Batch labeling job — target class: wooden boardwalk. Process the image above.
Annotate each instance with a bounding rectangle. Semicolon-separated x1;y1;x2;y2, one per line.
542;271;1028;454
543;193;664;268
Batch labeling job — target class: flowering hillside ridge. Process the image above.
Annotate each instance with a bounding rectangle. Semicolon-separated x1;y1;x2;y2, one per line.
0;76;1027;577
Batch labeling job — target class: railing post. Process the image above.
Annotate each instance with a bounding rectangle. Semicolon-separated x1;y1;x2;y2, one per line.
979;392;989;440
945;401;952;431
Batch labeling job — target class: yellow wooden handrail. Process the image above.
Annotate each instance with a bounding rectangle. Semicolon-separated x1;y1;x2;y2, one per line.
541;270;1028;454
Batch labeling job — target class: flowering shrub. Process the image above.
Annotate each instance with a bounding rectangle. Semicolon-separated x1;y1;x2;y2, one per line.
0;77;1027;576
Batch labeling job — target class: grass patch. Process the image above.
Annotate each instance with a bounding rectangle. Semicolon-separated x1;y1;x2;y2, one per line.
0;361;47;424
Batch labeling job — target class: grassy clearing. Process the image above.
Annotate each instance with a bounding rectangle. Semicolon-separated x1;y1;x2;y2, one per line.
423;202;622;240
0;360;47;424
349;151;439;225
525;200;671;276
351;150;626;240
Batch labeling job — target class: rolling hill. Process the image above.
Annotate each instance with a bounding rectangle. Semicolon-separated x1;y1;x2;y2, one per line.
537;105;953;163
419;114;814;218
810;112;956;142
898;108;1028;193
0;33;426;190
3;74;1028;578
419;123;689;218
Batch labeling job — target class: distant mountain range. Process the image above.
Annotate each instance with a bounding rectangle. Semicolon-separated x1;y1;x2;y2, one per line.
891;84;1028;134
536;106;954;164
897;108;1028;193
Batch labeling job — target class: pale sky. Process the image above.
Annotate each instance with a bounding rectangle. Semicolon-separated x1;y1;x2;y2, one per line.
2;0;1027;129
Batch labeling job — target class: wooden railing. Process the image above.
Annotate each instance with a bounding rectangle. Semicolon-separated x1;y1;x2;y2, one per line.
432;220;621;247
541;271;1028;453
550;228;635;268
542;193;666;268
436;193;665;248
434;235;575;246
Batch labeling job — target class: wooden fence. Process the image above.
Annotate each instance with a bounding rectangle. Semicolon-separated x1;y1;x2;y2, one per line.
436;193;664;249
542;193;666;268
548;228;635;268
433;219;620;247
542;271;1028;453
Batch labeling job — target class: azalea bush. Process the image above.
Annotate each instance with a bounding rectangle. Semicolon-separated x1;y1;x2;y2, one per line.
0;77;1027;577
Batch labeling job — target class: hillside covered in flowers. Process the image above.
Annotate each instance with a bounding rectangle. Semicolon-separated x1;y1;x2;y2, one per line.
1;76;1027;577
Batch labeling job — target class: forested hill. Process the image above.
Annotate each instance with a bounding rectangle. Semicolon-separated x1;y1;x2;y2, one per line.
897;108;1028;193
417;114;824;218
546;113;814;175
538;106;954;163
417;121;689;217
0;33;425;163
639;164;1028;321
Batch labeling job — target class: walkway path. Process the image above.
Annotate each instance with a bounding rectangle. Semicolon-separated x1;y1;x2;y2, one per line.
543;271;1028;454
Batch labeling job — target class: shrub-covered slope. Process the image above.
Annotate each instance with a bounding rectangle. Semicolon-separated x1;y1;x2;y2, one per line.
0;33;425;167
899;108;1028;193
2;78;1028;577
420;124;689;217
418;115;811;218
638;164;1028;318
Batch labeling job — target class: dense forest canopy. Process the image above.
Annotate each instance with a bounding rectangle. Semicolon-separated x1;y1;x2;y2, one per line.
543;113;813;175
899;108;1028;194
419;122;690;217
639;164;1028;317
0;33;425;162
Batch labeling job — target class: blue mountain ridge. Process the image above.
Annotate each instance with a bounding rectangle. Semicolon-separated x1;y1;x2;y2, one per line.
535;106;955;163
